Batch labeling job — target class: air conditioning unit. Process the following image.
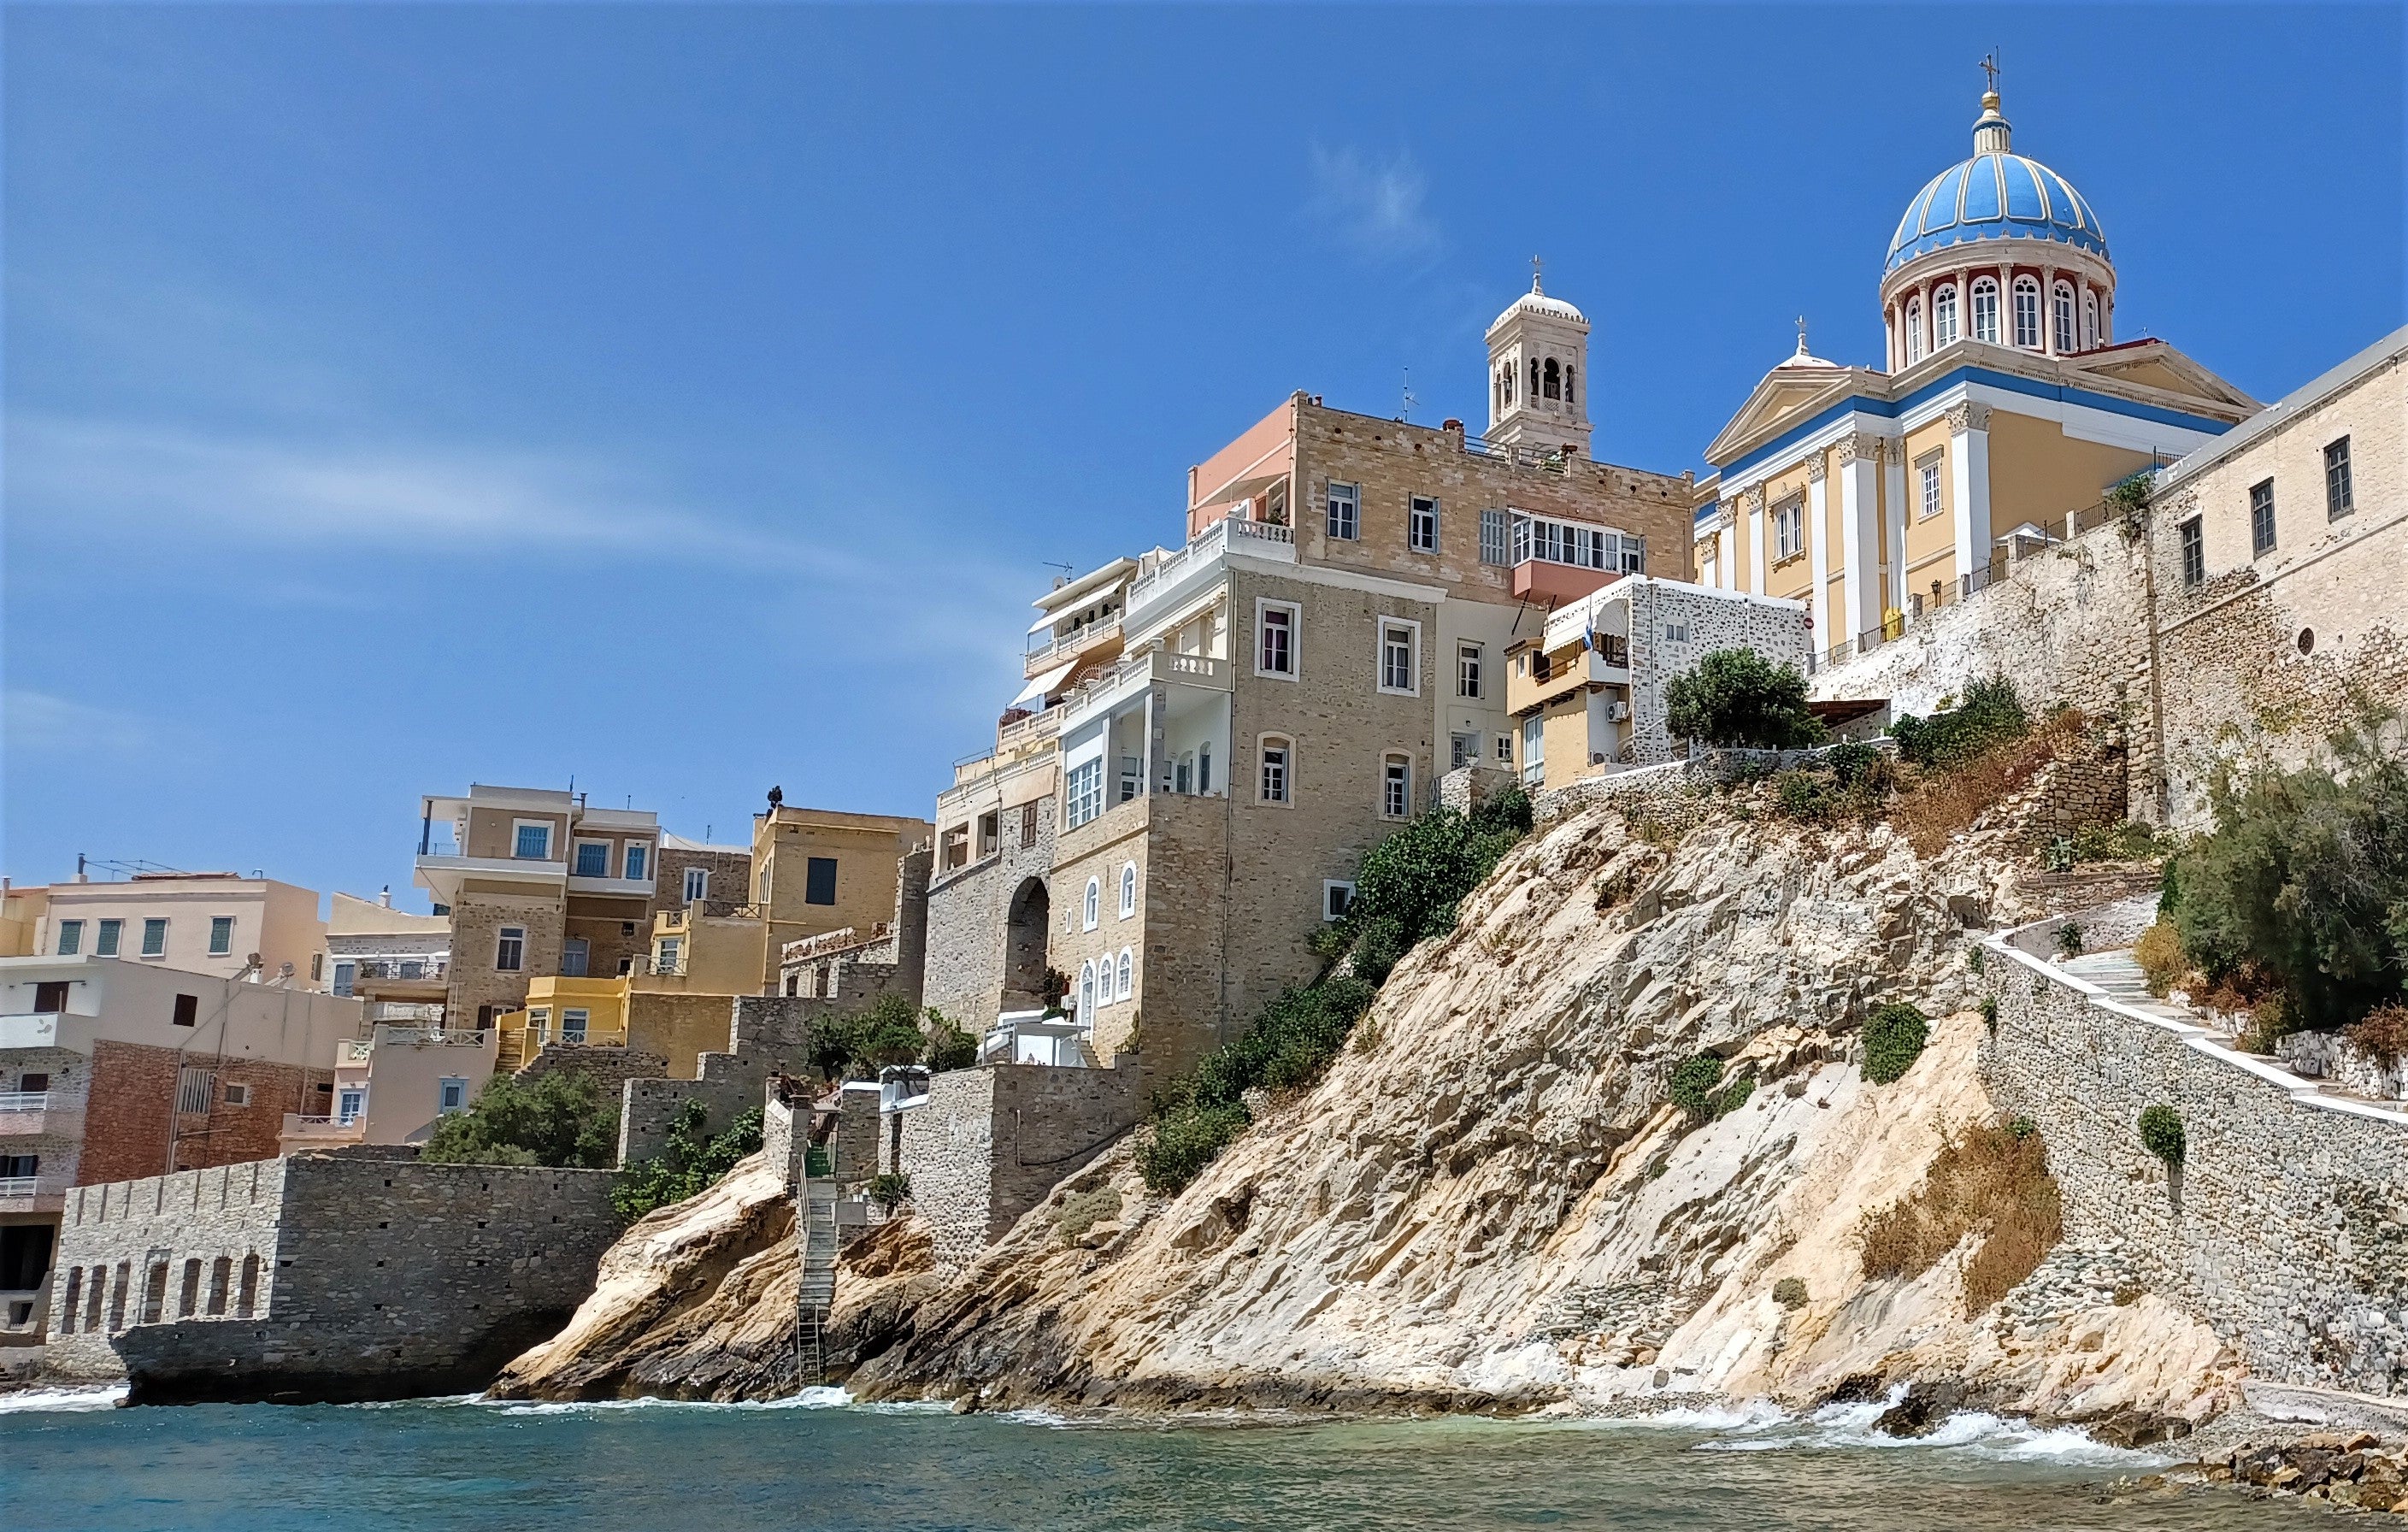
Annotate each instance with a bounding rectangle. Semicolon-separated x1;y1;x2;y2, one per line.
1610;700;1632;722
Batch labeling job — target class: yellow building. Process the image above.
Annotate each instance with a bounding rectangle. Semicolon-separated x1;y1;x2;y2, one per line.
750;803;929;988
493;977;631;1071
1694;80;2256;663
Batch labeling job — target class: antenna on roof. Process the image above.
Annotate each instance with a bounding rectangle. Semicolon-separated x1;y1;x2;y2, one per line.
1398;367;1416;424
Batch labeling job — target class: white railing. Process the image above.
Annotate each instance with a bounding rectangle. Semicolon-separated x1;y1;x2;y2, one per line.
1025;615;1123;673
0;1091;54;1112
1127;516;1296;611
0;1177;38;1198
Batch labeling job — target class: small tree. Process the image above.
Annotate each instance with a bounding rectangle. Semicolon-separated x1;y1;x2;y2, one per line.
2137;1104;2186;1166
1664;649;1825;750
422;1069;619;1170
923;1008;979;1072
1863;1002;1931;1084
610;1102;766;1223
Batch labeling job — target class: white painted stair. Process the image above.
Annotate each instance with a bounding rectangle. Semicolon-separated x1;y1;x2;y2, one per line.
795;1149;840;1388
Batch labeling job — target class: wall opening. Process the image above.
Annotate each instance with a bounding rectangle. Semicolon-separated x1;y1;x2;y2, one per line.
1003;877;1051;1011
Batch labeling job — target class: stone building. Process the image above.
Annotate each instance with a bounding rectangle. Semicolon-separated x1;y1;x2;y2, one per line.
40;1150;619;1402
1696;79;2256;658
2145;326;2406;824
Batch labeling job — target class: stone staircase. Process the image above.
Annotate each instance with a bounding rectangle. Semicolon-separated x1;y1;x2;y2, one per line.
795;1147;839;1388
2058;951;2201;1028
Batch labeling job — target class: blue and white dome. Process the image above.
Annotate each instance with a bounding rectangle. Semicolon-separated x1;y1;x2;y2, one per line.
1883;94;2108;274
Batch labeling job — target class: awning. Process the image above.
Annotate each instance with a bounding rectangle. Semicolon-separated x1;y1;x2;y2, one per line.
1010;660;1077;709
1027;610;1062;636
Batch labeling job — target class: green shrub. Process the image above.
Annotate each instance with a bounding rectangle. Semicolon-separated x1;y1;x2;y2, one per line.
1981;996;1999;1035
1888;675;2029;770
2164;719;2408;1033
1772;1276;1808;1310
1665;649;1826;750
2071;821;2160;863
2054;922;2085;958
2005;1115;2037;1140
2134;919;2188;999
1862;1002;1931;1085
2137;1104;2186;1166
1336;803;1528;985
1967;944;1986;975
1709;1073;1757;1119
923;1009;979;1072
1055;1186;1122;1241
1136;1101;1251;1195
867;1171;913;1211
1668;1053;1724;1117
423;1069;620;1170
609;1102;765;1223
1771;769;1830;823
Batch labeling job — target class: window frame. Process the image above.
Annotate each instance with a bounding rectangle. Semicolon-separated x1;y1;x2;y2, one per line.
1254;599;1301;680
1082;876;1101;932
1773;496;1805;562
1408;494;1440;554
1065;757;1105;828
1457;642;1483;699
1322;881;1356;922
1905;298;1925;363
2250;479;2276;558
2179;516;2205;588
332;960;356;997
511;819;555;861
571;840;611;879
495;925;526;974
683;867;709;903
561;1008;591;1043
56;919;83;957
1381;753;1413;820
2011;276;2041;349
1969;276;1999;345
804;856;839;906
2052;281;2076;352
438;1076;468;1114
1478;507;1510;566
139;918;168;958
1116;948;1133;1002
96;919;121;957
655;936;681;975
1324;480;1360;541
2325;438;2354;520
623;842;650;881
1258;735;1292;805
1916;452;1945;521
1933;283;1959;348
206;915;235;956
1376;616;1422;698
1118;862;1138;919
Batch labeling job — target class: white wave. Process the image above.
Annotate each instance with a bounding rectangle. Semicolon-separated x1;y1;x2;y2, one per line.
1688;1392;2165;1465
476;1386;857;1415
0;1383;127;1414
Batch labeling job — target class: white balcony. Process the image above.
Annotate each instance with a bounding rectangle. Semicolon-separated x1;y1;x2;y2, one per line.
1127;516;1296;626
0;1089;85;1138
0;1013;62;1049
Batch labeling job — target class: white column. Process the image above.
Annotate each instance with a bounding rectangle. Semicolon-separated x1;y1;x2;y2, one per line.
1881;447;1908;621
1947;402;1993;594
1838;436;1883;645
2041;264;2059;355
1716;521;1737;592
1745;489;1768;595
1805;459;1832;650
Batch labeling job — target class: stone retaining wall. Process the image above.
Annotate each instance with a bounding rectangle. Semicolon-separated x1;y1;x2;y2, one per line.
900;1058;1145;1271
43;1151;621;1403
1980;930;2408;1399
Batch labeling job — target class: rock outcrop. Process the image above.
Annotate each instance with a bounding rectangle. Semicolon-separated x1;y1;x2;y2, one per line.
851;802;2238;1421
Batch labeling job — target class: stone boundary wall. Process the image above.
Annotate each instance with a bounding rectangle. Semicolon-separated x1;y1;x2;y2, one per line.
43;1152;621;1402
900;1058;1145;1272
1438;763;1519;816
1979;924;2408;1399
515;1043;670;1094
2277;1031;2408;1104
1533;743;1895;831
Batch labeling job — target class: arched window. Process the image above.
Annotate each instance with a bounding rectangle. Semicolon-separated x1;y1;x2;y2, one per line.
1116;948;1133;1001
1905;299;1925;363
1541;358;1560;400
1503;361;1515;406
1082;876;1100;931
2081;291;2098;351
1528;356;1540;400
1933;285;1959;348
1118;862;1137;918
2052;283;2076;353
1493;368;1505;415
2011;277;2040;349
1563;363;1575;406
1970;277;1999;345
1078;960;1096;1017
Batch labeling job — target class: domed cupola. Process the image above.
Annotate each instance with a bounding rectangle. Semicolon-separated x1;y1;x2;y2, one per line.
1878;72;2119;371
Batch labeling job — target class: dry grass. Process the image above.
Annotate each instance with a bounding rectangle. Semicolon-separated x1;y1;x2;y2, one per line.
2346;1005;2408;1068
1859;1121;2064;1315
2134;919;2190;999
1888;711;2085;857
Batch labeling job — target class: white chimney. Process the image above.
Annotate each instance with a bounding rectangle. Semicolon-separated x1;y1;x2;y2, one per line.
380;886;393;909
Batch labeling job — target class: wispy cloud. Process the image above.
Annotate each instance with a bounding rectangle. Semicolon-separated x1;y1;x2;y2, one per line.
4;689;155;759
1305;144;1441;265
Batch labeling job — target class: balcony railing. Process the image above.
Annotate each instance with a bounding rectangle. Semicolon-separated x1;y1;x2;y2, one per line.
1024;616;1123;676
998;707;1063;754
1127;516;1295;611
0;1091;54;1113
0;1177;38;1198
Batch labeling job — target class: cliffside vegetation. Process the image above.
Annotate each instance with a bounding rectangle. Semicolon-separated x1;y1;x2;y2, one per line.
422;1069;621;1169
1859;1118;2061;1315
612;1102;767;1223
1665;648;1824;749
810;994;980;1081
1137;787;1534;1193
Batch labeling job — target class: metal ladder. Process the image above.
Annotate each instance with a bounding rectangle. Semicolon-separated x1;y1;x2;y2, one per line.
795;1145;839;1388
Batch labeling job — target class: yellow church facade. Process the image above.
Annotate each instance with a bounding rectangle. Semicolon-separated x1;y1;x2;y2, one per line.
1692;85;2259;661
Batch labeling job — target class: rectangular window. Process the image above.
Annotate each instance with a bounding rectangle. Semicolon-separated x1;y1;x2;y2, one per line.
2325;438;2354;519
562;1008;590;1043
1522;715;1544;782
1260;742;1290;804
623;843;649;881
1494;733;1514;765
1774;498;1804;560
1451;733;1477;770
33;981;68;1014
1917;454;1944;520
1479;508;1510;566
1256;602;1298;677
1408;495;1440;553
573;841;609;877
176;1067;212;1113
207;916;234;957
140;918;168;958
309;952;324;981
1020;802;1039;849
2180;516;2205;588
1382;757;1412;819
221;1082;250;1108
96;919;121;957
1066;758;1105;828
336;1087;366;1126
804;857;838;905
514;822;551;859
1457;643;1483;699
1325;481;1359;540
1663;621;1690;644
439;1077;468;1113
655;938;681;975
56;920;82;956
1379;621;1418;694
560;937;588;978
495;926;525;973
683;867;709;903
2250;479;2276;557
1322;881;1355;922
170;993;197;1025
332;961;356;997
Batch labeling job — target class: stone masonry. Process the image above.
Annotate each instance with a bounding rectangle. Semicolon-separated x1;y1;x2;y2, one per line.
44;1149;621;1403
898;1058;1146;1271
1980;931;2408;1399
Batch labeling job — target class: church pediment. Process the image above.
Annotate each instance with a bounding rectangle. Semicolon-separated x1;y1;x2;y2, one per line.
1705;368;1863;465
2069;343;2258;417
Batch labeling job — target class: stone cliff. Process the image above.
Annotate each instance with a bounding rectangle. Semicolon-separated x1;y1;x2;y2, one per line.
851;800;2234;1422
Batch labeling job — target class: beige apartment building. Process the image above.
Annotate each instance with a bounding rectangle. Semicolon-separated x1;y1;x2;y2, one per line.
29;874;327;989
747;804;930;993
927;277;1693;1084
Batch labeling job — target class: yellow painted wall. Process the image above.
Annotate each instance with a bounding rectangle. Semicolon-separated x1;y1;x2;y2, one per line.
1540;694;1591;790
626;992;736;1079
1987;410;2156;529
1899;420;1959;598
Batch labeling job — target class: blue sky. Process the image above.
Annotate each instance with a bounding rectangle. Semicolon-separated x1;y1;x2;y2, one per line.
5;4;2401;906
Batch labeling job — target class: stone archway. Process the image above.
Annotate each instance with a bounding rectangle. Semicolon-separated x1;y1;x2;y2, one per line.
1002;877;1051;1012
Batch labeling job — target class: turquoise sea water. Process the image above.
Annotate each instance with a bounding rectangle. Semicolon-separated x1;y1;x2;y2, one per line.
1;1386;2318;1531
